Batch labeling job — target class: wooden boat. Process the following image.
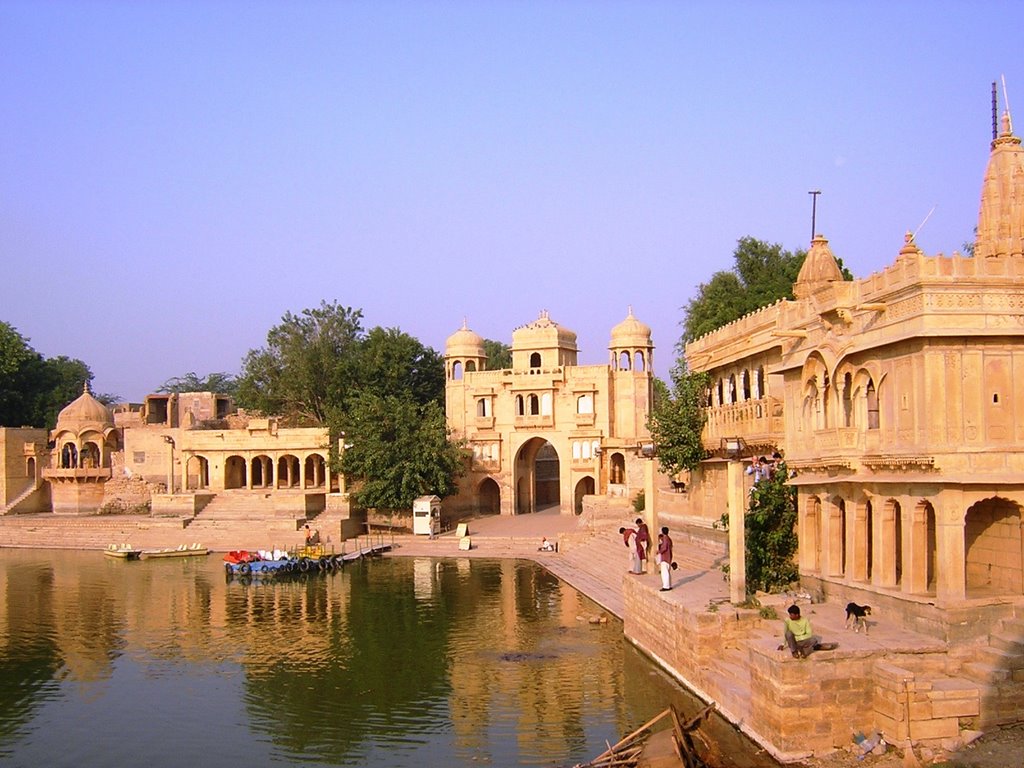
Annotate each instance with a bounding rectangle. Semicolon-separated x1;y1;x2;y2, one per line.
104;543;142;560
575;703;721;768
141;543;208;559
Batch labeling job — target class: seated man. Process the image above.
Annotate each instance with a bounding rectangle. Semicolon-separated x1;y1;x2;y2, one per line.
783;604;821;658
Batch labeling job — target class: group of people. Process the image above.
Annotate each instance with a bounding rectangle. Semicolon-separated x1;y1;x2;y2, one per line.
618;518;676;591
746;451;783;484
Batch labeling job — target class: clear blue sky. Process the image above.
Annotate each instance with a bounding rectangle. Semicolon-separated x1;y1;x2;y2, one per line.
3;1;1022;402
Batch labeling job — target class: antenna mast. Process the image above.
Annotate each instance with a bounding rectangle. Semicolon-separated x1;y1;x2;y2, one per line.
992;81;999;141
808;190;821;240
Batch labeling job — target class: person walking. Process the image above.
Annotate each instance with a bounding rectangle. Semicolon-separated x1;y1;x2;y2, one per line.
656;526;674;591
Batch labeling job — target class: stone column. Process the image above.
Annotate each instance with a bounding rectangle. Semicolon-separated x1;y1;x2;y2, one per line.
903;499;928;595
849;499;869;582
935;493;966;602
727;459;747;604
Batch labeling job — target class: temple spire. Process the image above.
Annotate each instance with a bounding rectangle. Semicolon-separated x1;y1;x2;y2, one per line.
975;104;1024;259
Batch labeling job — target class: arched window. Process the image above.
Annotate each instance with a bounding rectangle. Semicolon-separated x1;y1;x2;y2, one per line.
866;380;879;430
577;394;593;414
466;361;476;372
741;370;751;401
755;366;765;399
633;350;646;372
530;352;542;369
528;394;540;415
452;361;463;380
476;398;491;418
842;372;853;427
515;395;525;416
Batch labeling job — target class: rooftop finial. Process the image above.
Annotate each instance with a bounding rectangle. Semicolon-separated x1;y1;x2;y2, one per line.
83;381;91;395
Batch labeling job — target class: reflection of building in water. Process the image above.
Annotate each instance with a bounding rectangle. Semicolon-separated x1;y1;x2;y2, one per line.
445;560;621;759
413;558;435;601
444;310;654;517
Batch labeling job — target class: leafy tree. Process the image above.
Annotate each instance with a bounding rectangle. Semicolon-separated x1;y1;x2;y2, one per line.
647;365;710;476
238;302;463;507
355;327;444;408
682;236;854;345
0;323;114;428
719;462;799;594
682;238;808;344
157;371;238;395
236;301;364;425
0;321;48;427
483;339;511;370
340;392;465;510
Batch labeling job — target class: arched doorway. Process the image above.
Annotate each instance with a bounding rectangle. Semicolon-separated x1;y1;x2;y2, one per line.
609;453;626;485
965;497;1022;596
186;455;209;490
514;438;561;514
478;478;500;516
225;456;246;489
574;477;595;515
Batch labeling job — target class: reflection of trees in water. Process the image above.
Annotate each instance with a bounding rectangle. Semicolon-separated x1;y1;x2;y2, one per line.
0;561;61;751
234;559;633;766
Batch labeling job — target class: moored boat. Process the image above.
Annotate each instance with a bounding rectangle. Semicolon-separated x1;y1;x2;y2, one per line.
141;543;208;559
104;543;142;560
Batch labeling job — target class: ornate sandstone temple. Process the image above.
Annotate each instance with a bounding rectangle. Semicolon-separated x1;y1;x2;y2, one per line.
674;109;1024;747
444;309;654;516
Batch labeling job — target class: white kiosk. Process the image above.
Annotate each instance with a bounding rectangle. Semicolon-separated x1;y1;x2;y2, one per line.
413;495;441;536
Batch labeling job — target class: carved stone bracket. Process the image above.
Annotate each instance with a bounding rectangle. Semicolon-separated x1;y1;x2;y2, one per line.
861;455;936;471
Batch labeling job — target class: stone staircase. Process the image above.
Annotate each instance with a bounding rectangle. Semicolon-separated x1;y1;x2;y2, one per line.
2;480;44;515
956;615;1024;727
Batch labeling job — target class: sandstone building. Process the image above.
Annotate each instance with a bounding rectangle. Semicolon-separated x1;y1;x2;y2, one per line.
443;309;654;517
1;385;341;524
677;109;1024;741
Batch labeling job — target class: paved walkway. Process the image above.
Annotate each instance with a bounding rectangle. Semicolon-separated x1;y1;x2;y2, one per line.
381;510;946;659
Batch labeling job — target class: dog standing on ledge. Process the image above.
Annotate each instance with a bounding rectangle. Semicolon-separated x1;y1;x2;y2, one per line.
845;602;872;634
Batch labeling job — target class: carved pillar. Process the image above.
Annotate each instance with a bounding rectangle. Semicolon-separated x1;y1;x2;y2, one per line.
935;492;966;602
872;498;898;589
849;498;869;582
903;499;929;595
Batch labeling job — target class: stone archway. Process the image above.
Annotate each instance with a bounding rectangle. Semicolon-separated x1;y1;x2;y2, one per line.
965;497;1023;596
478;478;500;516
574;476;595;515
514;438;561;514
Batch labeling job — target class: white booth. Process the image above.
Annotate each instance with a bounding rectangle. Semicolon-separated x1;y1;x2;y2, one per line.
413;495;441;536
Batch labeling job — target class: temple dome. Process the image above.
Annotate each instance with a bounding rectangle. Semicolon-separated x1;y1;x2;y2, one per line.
794;234;843;299
445;320;486;358
609;307;652;348
54;382;114;434
512;310;578;348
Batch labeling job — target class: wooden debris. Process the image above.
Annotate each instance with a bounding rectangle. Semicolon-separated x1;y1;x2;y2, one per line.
574;703;718;768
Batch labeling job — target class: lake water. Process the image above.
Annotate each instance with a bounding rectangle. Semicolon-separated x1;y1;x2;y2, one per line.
0;550;775;767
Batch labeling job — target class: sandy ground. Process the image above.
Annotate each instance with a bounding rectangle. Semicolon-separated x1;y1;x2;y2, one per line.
799;722;1024;767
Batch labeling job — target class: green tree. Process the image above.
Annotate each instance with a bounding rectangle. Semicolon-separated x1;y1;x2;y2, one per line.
238;302;464;507
720;462;799;594
682;238;808;344
236;301;364;425
157;371;238;395
647;365;711;477
0;321;48;427
340;393;465;510
37;356;108;429
355;327;444;407
483;339;512;370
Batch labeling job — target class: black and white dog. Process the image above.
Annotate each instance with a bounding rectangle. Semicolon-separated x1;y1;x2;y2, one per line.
845;602;872;634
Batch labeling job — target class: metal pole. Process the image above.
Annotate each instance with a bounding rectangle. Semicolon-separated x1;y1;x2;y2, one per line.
808;190;821;240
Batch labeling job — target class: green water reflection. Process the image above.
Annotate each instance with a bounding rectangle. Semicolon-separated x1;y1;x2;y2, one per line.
0;550;774;767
